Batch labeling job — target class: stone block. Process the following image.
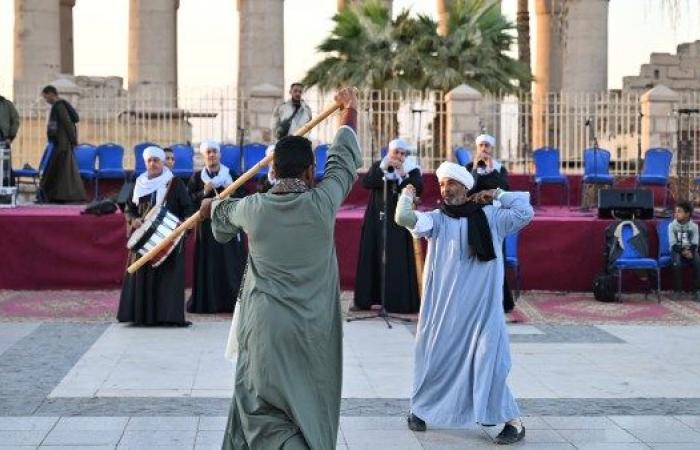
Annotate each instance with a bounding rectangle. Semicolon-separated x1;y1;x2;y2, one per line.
669;79;700;90
623;76;653;90
679;56;700;72
668;66;695;80
650;53;681;66
445;84;482;102
640;85;680;103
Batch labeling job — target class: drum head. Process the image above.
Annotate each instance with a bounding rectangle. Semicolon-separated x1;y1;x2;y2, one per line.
126;206;168;250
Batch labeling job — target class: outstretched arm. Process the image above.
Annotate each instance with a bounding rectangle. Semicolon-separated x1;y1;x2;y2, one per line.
315;88;362;213
395;185;435;239
492;190;534;238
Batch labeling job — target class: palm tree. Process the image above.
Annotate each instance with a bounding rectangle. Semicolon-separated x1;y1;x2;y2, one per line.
304;0;530;94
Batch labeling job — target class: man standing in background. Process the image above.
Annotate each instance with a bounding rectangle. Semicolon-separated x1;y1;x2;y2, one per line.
271;83;312;140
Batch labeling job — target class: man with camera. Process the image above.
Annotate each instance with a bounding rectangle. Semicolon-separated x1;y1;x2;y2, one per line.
271;83;312;140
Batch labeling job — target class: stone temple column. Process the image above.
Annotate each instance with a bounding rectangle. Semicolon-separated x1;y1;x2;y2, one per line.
13;0;62;101
59;0;75;74
560;0;609;93
532;0;563;148
237;0;285;142
128;0;179;104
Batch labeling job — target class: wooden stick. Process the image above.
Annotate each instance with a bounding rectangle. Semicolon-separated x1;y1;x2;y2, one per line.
127;100;342;274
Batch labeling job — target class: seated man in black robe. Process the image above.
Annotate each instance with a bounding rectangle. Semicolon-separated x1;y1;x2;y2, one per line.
118;146;193;326
352;138;423;314
186;140;247;314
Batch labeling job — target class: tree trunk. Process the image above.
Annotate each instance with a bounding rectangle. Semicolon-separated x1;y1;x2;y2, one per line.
517;0;532;163
517;0;531;93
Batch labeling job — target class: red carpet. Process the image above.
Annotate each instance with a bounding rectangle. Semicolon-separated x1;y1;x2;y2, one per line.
4;289;700;325
0;174;677;292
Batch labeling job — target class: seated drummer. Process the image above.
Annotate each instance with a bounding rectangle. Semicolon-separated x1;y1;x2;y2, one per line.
117;146;194;327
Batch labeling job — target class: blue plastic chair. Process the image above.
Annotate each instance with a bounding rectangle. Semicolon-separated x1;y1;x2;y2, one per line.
636;148;672;207
13;143;54;187
95;143;126;197
220;144;242;177
74;144;98;197
581;148;614;207
380;146;388;159
454;147;472;166
533;147;570;206
611;222;661;303
243;143;269;179
582;148;614;185
657;219;673;269
505;233;521;299
170;144;194;179
133;141;156;179
315;144;329;180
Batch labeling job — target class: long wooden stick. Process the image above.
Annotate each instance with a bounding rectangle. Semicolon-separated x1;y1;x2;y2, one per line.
127;101;342;274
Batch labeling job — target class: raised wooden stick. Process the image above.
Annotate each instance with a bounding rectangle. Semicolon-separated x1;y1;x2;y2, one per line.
127;100;342;274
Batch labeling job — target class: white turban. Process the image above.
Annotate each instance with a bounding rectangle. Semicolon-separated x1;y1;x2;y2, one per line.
199;139;220;155
388;138;411;153
436;161;474;190
142;146;165;162
476;134;496;147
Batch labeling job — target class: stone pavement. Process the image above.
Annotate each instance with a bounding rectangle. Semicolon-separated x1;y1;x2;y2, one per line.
2;318;700;448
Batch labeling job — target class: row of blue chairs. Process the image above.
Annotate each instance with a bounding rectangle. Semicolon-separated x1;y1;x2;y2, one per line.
451;146;676;208
531;147;674;207
13;142;331;196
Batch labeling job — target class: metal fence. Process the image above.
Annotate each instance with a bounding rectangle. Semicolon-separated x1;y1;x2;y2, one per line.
480;91;643;176
13;86;700;179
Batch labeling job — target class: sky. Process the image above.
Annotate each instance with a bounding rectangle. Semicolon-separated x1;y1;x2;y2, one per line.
1;0;699;96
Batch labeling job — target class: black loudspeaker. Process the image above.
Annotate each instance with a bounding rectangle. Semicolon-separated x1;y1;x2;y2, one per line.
598;188;654;219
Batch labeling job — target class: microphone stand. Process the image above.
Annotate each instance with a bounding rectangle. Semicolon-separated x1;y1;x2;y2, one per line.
347;166;413;329
581;117;599;211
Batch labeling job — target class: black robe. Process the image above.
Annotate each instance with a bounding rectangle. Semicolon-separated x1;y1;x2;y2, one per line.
466;161;515;313
118;176;193;325
40;100;86;203
186;169;247;314
353;161;423;314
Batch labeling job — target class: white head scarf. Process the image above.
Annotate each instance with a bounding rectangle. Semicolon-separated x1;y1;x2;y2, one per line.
142;145;165;163
388;138;411;153
475;134;496;148
436;161;474;190
132;162;173;206
199;139;220;155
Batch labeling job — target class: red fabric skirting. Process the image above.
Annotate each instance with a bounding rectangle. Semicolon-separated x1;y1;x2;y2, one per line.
0;174;675;291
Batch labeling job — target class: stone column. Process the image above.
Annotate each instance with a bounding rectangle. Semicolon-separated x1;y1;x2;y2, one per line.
560;0;608;93
59;0;75;74
238;0;285;142
532;0;562;148
128;0;179;103
445;84;482;160
13;0;62;101
237;0;284;100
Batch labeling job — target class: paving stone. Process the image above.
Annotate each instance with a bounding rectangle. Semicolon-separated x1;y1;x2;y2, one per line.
125;416;198;431
0;417;58;431
42;428;124;446
197;416;227;431
0;429;48;446
117;430;196;448
53;416;128;431
562;428;642;445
